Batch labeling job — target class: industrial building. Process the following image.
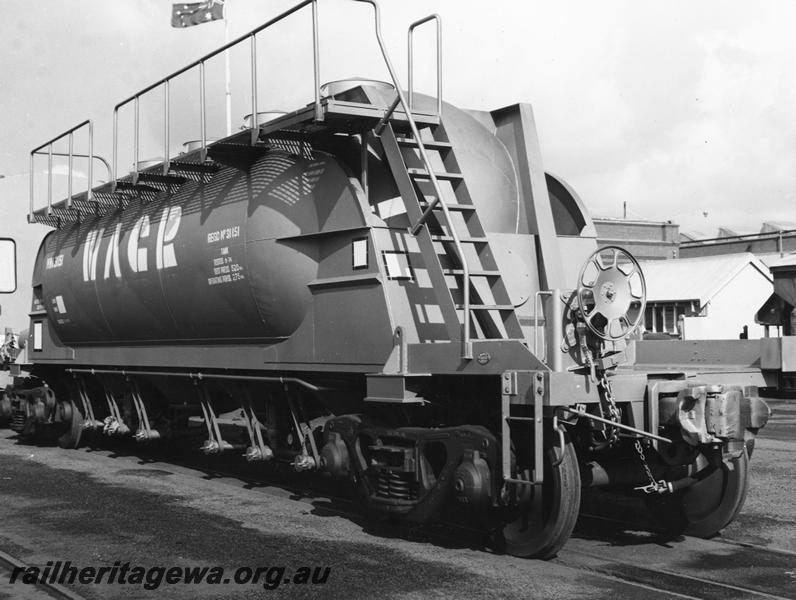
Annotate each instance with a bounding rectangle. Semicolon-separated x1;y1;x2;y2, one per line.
680;222;796;259
593;217;680;260
639;253;773;340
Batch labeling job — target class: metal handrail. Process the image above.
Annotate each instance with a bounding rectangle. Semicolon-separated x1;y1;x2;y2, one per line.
29;120;94;222
534;289;566;371
533;290;552;361
31;152;110;181
354;0;471;359
408;14;442;116
112;0;320;190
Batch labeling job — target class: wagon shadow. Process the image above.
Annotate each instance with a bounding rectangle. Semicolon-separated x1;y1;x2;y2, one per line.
574;488;685;548
0;430;683;555
573;515;684;549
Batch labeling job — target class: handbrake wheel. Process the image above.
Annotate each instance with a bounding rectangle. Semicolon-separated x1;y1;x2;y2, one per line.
576;246;646;341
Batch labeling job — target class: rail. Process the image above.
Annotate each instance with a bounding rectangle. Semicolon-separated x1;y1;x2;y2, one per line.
28;120;99;223
408;14;442;115
356;1;471;358
112;0;320;190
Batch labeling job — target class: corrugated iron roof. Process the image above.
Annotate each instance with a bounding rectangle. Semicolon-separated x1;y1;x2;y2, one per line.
640;253;771;305
766;252;796;269
761;221;796;233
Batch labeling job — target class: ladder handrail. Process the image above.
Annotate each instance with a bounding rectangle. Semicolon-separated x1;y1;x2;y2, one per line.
354;0;471;359
408;14;442;116
112;0;321;190
28;120;94;222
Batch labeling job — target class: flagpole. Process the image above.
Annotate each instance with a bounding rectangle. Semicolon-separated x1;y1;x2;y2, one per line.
224;0;232;136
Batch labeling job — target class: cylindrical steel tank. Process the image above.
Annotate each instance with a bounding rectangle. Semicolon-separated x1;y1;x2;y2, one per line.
37;149;359;345
350;84;523;235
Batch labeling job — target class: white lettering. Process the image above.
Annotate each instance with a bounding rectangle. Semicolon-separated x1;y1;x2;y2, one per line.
103;223;122;280
207;226;240;244
46;254;64;269
127;216;150;273
156;206;181;270
82;228;104;281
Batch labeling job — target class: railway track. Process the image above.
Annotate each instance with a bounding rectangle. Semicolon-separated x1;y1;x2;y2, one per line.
0;548;86;600
3;433;794;600
556;536;796;600
101;445;796;600
561;512;796;600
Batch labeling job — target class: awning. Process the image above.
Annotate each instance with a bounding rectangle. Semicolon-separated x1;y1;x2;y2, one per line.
755;293;786;326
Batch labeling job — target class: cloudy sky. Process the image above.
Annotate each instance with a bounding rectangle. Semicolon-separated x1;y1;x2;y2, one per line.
0;0;794;325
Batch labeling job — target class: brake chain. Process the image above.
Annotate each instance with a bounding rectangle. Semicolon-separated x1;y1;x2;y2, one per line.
633;438;670;494
578;324;622;447
579;318;664;488
599;373;621;425
595;371;621;447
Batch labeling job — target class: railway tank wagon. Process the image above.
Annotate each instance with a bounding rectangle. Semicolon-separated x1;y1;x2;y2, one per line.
1;0;773;559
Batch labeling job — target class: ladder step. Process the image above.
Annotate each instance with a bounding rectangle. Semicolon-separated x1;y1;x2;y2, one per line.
93;190;135;206
169;161;219;172
47;210;80;223
207;142;270;168
116;181;163;194
456;304;515;311
168;161;220;180
407;168;463;181
32;215;62;228
443;269;501;277
137;172;188;187
33;205;80;227
396;136;452;150
68;198;101;216
431;235;488;244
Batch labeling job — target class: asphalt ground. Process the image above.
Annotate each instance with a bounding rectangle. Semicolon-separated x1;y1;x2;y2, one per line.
0;397;793;599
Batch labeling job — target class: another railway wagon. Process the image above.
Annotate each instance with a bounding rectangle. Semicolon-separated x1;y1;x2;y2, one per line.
0;1;773;559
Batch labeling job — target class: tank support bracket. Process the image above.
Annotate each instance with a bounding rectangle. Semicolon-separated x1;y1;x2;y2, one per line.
195;382;233;454
286;385;319;470
75;375;102;431
101;383;130;437
127;378;159;442
239;389;273;462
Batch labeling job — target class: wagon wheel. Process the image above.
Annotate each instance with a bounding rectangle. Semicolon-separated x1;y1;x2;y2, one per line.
53;398;83;450
495;436;581;559
646;447;749;538
576;246;646;341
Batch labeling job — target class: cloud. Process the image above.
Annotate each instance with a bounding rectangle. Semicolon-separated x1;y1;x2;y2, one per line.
528;1;796;234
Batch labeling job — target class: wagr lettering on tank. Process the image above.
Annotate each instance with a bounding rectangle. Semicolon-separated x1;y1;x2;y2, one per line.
80;207;182;282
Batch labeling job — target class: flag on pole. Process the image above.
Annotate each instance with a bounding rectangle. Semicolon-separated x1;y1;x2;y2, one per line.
171;0;225;28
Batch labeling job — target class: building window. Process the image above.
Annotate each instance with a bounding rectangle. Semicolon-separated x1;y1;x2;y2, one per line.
644;301;700;336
